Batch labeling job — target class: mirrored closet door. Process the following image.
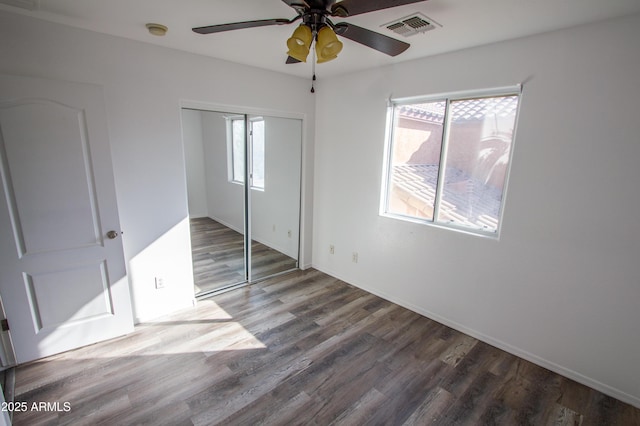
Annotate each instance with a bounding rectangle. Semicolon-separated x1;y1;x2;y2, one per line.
247;115;301;282
181;108;302;297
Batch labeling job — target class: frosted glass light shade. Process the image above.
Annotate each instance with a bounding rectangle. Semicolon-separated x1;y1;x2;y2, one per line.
287;24;312;62
316;26;343;63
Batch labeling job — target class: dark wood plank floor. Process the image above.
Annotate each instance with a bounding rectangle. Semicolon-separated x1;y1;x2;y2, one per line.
190;217;297;294
13;269;640;425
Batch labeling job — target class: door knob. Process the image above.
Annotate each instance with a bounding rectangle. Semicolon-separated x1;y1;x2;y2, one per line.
106;230;119;239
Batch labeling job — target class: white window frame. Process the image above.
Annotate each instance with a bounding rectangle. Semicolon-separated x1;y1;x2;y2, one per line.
226;115;265;190
226;115;245;185
380;85;522;239
249;117;265;191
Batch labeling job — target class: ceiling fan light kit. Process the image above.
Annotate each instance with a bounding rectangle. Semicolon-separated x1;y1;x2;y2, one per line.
192;0;428;64
286;24;313;62
315;26;343;63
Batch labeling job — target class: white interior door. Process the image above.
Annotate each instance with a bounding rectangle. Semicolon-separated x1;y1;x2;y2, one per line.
0;74;133;363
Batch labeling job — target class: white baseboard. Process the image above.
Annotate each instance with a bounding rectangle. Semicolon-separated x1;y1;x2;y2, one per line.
206;215;297;260
206;215;244;235
311;264;640;409
134;299;196;325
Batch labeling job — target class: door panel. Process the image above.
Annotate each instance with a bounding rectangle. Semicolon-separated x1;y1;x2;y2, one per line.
1;100;101;255
182;108;302;295
249;116;301;281
184;110;248;296
0;74;133;363
25;261;113;330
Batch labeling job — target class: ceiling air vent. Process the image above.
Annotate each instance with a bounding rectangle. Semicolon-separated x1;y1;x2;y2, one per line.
382;13;440;38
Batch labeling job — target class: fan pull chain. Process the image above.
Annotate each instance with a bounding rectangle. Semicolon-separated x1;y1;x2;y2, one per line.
311;46;316;93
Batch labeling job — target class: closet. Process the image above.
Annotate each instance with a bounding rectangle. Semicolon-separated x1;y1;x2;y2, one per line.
181;108;302;297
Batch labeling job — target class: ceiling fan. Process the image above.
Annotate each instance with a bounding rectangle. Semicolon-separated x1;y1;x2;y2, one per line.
192;0;429;64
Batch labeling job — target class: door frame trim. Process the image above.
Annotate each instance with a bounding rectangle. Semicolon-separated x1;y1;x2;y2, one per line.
180;99;307;293
0;295;16;368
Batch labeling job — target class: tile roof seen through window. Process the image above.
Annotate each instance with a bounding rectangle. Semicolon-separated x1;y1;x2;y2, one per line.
399;96;518;123
392;164;503;232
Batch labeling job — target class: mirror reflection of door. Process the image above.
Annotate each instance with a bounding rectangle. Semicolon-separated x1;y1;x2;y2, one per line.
248;115;301;281
182;109;246;295
181;108;302;297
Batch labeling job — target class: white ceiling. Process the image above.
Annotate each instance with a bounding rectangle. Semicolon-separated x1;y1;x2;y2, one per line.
2;0;640;78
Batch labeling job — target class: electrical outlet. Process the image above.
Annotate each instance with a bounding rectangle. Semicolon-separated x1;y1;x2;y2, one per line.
155;277;165;289
352;252;358;263
329;244;335;254
272;224;276;232
288;230;292;238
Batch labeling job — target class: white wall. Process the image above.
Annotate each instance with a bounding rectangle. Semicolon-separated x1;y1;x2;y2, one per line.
0;10;315;322
251;116;302;259
201;111;245;232
312;14;640;406
181;109;208;218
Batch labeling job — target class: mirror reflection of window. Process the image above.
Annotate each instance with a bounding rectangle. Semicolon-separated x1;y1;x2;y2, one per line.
250;119;265;190
227;116;265;190
231;118;245;183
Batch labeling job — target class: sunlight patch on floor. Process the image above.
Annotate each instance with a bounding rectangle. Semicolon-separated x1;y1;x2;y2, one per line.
44;300;266;360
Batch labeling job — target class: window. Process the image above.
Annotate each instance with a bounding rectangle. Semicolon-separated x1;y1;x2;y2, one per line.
382;87;521;236
227;116;265;190
250;119;265;189
229;117;245;184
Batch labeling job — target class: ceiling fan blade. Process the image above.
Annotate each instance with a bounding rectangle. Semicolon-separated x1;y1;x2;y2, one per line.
286;56;302;64
332;0;427;17
193;18;292;34
281;0;309;7
337;23;410;56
